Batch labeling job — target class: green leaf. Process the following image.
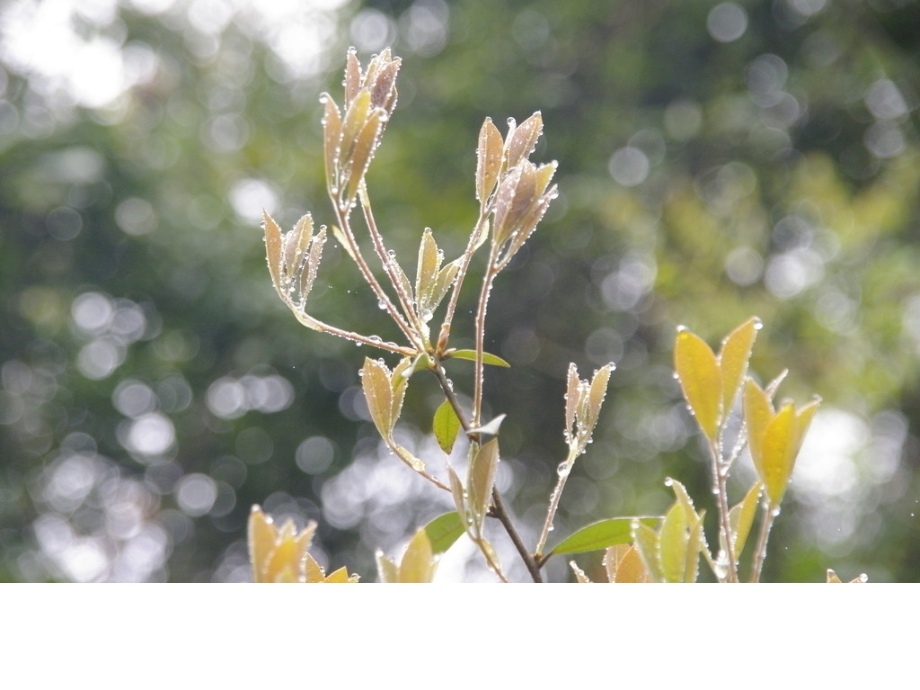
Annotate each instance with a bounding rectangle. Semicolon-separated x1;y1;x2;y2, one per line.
446;349;511;367
433;399;461;454
549;516;659;556
423;512;465;555
476;117;503;202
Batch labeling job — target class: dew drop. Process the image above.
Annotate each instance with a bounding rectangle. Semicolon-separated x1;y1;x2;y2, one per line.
676;324;688;333
557;462;570;478
753;317;763;331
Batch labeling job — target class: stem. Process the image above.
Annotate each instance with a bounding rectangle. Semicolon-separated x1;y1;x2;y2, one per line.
535;448;577;558
440;208;491;344
291;310;417;356
492;488;542;583
359;187;428;341
429;358;543;582
710;438;739;583
472;254;500;426
749;502;777;583
332;198;423;351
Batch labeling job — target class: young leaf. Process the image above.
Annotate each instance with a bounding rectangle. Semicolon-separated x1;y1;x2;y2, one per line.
423;512;466;555
548;517;659;556
262;211;284;295
397;528;438;583
674;327;723;440
447;464;467;525
658;502;690;583
476;117;504;202
361;357;395;437
633;522;665;584
345;108;383;201
321;94;342;191
727;481;762;559
718;316;761;415
433;399;461;454
416;229;440;310
468;439;499;533
570;561;592;583
505;111;543;170
564;363;580;444
604;544;651;583
446;349;511;367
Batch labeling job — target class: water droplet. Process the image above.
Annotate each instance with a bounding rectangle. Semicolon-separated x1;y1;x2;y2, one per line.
752;317;763;331
557;462;570;478
664;477;673;487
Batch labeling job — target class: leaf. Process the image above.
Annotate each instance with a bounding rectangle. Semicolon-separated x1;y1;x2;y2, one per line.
549;517;659;556
658;502;690;583
505;111;543;170
415;229;440;312
718;316;760;415
329;224;359;264
666;477;699;527
446;349;511;367
468;413;506;437
633;522;664;584
564;363;580;444
570;561;592;583
423;512;466;555
397;529;438;583
321;94;342;192
684;509;704;583
467;439;499;534
584;363;614;434
345;108;382;200
674;327;723;440
361;357;394;438
727;481;762;558
376;552;399;583
476;117;503;202
262;211;284;297
447;464;466;525
433;399;461;454
604;544;650;583
340;89;371;163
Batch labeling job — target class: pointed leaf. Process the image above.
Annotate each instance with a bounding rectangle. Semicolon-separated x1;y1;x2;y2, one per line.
658;502;689;583
262;212;284;297
666;477;699;528
433;399;461;454
468;439;499;533
476;117;503;202
718;317;761;415
344;48;361;104
761;403;798;506
468;413;506;438
505;111;543;169
584;363;614;435
423;512;466;555
361;357;394;437
340;89;371;162
415;229;440;311
564;363;580;444
447;464;467;526
604;544;650;583
633;522;664;583
674;327;723;440
376;552;399;583
684;509;704;583
321;94;342;192
727;481;762;558
570;561;592;583
345;108;382;201
743;378;774;483
446;349;511;367
330;224;359;264
426;259;460;317
397;529;437;583
549;517;659;556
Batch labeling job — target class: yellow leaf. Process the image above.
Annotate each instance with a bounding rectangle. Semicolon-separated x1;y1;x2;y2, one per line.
633;522;664;583
321;94;342;192
728;481;763;558
376;553;399;583
718;317;760;416
262;211;284;297
674;327;723;440
658;502;689;583
361;357;394;438
570;561;592;583
761;403;798;506
743;378;774;482
345;108;383;200
397;529;438;583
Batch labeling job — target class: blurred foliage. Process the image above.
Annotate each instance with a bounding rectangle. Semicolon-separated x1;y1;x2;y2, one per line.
1;0;919;582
